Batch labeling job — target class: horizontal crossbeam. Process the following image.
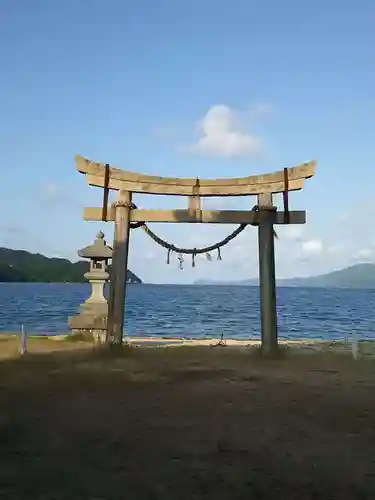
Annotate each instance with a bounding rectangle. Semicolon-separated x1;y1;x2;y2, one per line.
84;174;306;196
83;207;306;224
76;155;316;197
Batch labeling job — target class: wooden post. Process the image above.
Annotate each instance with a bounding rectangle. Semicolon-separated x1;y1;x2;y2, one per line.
257;193;278;355
107;190;132;346
106;266;115;344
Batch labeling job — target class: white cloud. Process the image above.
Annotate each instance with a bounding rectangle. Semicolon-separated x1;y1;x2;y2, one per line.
39;182;81;209
44;183;60;199
301;238;323;255
280;225;305;242
202;197;239;210
42;183;69;204
144;251;158;260
356;248;374;261
191;104;261;157
250;102;274;116
152;126;178;140
326;244;344;254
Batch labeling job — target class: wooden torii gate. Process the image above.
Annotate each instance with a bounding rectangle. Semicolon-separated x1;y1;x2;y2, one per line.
76;155;315;354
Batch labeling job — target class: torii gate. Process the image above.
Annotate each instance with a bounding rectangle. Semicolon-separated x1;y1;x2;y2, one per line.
76;155;315;355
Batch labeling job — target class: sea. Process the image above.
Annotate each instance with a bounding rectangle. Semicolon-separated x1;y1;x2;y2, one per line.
0;283;374;341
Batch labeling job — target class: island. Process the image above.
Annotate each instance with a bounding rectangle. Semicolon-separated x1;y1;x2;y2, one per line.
194;263;375;289
0;247;142;284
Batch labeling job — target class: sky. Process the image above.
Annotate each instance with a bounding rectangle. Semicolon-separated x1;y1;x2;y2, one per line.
1;0;374;284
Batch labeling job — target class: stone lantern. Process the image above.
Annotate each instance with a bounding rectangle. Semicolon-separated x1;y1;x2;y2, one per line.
78;230;112;315
68;231;113;343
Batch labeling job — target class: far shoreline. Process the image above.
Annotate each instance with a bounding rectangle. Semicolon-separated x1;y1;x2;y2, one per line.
1;282;375;290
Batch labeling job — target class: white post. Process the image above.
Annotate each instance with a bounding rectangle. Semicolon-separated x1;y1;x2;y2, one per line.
351;331;359;361
20;324;27;356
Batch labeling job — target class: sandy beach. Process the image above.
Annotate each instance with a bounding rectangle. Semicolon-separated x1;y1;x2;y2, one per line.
1;332;374;359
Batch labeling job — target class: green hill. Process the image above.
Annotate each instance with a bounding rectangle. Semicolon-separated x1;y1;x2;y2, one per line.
283;263;375;289
194;263;375;289
0;247;142;284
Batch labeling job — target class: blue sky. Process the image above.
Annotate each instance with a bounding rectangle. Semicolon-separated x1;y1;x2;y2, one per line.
1;0;374;283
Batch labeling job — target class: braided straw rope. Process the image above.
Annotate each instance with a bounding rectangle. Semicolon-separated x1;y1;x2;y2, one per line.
129;203;277;267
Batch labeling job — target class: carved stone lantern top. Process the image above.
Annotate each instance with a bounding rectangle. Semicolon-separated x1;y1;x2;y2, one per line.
77;231;113;280
78;231;113;260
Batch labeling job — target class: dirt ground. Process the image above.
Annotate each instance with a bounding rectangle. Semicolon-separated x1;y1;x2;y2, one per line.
0;341;375;499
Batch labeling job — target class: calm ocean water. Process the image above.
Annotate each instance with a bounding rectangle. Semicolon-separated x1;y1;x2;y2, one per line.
0;283;374;341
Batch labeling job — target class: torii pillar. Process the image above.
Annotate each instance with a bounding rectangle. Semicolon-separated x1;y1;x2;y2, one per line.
257;193;278;356
106;190;132;346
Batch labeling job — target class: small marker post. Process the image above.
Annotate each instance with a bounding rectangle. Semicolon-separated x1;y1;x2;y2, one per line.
20;324;27;356
351;331;359;361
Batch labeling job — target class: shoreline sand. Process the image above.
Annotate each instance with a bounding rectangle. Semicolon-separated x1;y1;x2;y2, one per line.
1;332;374;356
0;332;360;345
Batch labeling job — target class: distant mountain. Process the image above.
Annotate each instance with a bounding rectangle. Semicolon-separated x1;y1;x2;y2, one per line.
194;263;375;289
0;247;142;284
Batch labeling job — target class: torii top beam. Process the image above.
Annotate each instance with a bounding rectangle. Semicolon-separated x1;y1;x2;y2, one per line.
76;155;316;197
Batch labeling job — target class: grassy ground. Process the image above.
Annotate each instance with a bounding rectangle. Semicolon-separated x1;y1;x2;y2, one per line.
1;339;375;499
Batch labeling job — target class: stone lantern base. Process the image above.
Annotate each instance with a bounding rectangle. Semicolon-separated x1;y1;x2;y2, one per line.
68;313;108;344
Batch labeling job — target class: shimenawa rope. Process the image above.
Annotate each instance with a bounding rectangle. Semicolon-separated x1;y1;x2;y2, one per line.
129;203;277;268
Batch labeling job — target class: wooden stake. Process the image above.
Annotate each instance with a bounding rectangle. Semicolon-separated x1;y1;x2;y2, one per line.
101;163;110;221
20;324;27;356
257;193;278;356
107;190;132;346
283;167;290;224
106;268;115;344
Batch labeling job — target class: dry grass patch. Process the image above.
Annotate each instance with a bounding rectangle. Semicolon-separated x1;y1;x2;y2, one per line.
0;342;375;499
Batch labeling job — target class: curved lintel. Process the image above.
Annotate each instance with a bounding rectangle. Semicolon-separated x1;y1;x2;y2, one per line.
76;155;316;196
